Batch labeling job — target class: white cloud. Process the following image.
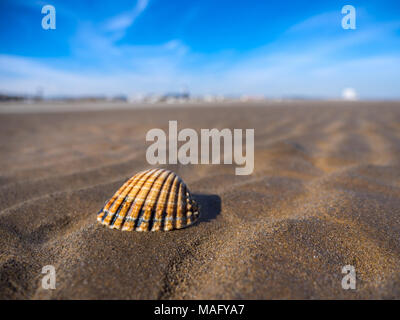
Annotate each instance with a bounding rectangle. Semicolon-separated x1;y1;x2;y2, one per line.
0;10;399;99
104;0;148;32
286;11;340;34
2;49;398;99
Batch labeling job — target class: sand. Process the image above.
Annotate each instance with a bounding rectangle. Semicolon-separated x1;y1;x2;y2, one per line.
0;100;400;299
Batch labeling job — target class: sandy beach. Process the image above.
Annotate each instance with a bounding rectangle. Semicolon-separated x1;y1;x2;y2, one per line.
1;100;400;299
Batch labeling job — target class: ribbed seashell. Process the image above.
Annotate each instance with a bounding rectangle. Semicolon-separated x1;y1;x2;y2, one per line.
97;168;200;231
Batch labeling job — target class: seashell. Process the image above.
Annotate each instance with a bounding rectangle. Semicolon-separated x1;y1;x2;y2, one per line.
97;168;200;231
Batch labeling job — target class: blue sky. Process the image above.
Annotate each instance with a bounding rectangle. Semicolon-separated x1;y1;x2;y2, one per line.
0;0;399;99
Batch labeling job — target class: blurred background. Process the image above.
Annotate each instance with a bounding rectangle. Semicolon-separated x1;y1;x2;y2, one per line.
0;0;399;102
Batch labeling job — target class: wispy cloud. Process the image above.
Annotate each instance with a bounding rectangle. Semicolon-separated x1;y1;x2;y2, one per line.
0;8;399;99
104;0;149;32
286;11;341;34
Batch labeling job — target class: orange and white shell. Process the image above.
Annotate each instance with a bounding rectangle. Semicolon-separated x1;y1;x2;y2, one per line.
97;168;200;231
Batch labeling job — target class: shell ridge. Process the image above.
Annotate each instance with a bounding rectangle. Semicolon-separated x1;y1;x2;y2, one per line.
129;169;165;231
145;170;174;231
134;168;168;231
169;177;181;231
120;168;163;230
109;170;151;229
98;176;135;222
103;176;144;224
136;170;172;231
100;169;151;227
176;182;187;229
101;170;152;224
162;175;180;231
117;169;160;230
158;174;178;231
151;170;176;231
108;179;139;227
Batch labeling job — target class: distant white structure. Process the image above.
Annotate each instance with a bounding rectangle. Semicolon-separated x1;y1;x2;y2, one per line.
342;88;358;101
240;95;265;102
128;94;144;103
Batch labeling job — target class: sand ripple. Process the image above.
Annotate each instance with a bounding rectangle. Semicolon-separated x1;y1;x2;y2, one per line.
1;101;400;299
